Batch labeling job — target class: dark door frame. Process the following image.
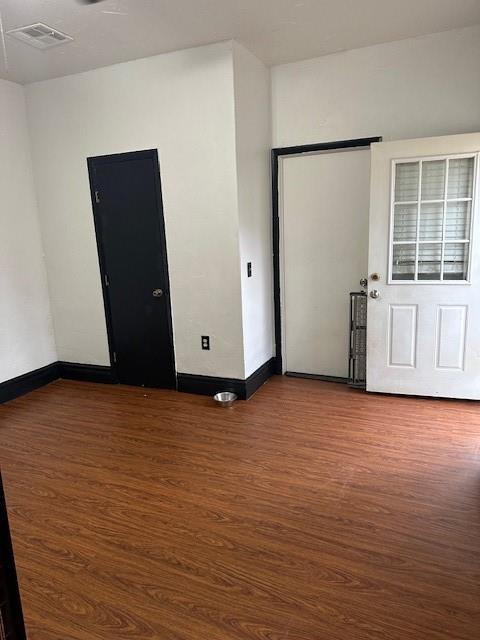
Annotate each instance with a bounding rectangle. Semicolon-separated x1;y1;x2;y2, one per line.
271;136;382;374
87;149;176;385
0;473;27;640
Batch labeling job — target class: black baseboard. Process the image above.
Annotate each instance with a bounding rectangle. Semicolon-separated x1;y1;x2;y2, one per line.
58;362;117;384
0;361;117;404
177;357;276;401
177;373;246;399
0;363;60;404
245;357;276;399
285;371;348;384
1;358;275;404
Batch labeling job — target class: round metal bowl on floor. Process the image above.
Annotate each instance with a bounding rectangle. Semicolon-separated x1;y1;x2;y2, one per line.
213;392;237;407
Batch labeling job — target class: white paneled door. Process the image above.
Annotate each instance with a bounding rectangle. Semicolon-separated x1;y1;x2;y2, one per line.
367;133;480;399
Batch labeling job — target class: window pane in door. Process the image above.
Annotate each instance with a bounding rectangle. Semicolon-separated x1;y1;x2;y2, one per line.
393;203;417;241
447;157;474;199
395;162;419;202
421;160;445;200
445;201;471;241
390;155;474;282
418;243;442;280
443;243;469;280
392;244;415;280
419;202;443;241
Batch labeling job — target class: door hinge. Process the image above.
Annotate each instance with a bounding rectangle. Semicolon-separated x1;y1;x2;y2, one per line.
104;273;110;287
95;190;101;204
113;352;117;364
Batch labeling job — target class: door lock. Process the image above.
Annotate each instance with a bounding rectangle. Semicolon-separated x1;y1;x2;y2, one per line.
369;289;380;299
152;288;164;298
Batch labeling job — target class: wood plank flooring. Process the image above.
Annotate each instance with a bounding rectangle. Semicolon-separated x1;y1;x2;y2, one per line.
0;376;479;640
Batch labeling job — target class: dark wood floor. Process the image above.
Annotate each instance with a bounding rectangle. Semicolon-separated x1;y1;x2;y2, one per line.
0;377;479;640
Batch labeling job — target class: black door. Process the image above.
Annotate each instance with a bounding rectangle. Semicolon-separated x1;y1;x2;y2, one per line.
0;473;27;640
88;150;175;388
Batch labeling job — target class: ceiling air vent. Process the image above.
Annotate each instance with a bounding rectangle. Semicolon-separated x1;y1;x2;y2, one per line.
6;23;73;50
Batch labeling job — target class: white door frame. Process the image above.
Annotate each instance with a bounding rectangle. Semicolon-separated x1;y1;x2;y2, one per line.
272;136;381;376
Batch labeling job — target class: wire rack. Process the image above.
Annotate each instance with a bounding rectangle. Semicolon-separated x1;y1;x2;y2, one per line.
349;292;367;389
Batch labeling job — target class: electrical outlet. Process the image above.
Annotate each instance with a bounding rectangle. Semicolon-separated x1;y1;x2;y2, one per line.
247;262;252;277
201;335;210;350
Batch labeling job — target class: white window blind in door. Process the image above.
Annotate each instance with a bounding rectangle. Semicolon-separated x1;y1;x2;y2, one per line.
390;155;476;282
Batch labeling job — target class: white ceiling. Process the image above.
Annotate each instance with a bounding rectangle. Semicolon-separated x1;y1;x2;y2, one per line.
0;0;479;84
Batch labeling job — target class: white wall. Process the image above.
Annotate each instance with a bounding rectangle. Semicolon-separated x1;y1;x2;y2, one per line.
233;43;274;377
23;25;478;384
0;79;56;383
272;25;480;147
26;42;247;379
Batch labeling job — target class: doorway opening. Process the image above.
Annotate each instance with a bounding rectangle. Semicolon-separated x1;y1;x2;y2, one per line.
272;137;381;379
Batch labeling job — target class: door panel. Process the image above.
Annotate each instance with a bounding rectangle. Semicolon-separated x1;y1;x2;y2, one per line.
367;133;480;399
388;304;417;368
281;148;371;378
435;305;467;370
88;150;175;388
